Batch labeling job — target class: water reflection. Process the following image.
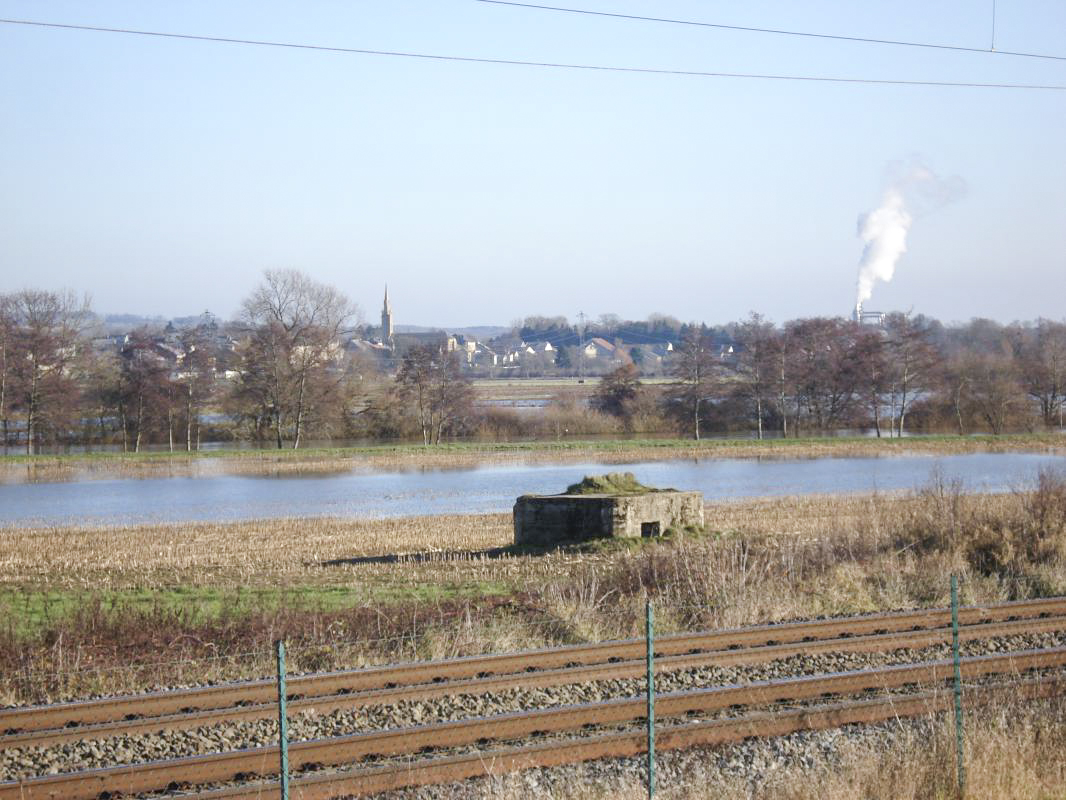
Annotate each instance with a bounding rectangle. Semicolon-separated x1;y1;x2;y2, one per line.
0;428;916;457
1;452;1064;528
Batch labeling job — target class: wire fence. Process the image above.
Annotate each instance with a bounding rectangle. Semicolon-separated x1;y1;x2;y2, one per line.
8;585;1057;710
9;580;1064;799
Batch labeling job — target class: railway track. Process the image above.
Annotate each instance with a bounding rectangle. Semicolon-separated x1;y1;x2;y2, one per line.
199;678;1063;800
5;598;1066;799
5;612;1066;751
4;594;1065;739
4;648;1064;800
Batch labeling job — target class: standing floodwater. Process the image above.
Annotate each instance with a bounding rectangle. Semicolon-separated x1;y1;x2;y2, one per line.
1;452;1064;528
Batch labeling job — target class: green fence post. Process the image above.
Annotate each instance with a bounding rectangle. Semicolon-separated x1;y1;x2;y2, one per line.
951;574;965;798
646;600;655;799
276;639;290;800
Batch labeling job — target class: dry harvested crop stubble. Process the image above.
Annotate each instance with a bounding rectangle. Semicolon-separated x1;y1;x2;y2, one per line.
5;475;1066;704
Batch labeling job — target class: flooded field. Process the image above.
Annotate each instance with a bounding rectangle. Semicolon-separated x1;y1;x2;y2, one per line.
2;452;1065;527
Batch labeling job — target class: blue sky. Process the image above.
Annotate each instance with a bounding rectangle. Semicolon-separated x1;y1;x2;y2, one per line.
1;1;1064;327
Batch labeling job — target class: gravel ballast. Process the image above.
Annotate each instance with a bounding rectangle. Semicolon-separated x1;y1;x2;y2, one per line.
3;630;1065;782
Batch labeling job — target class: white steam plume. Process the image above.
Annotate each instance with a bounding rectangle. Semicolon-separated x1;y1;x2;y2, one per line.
855;161;965;307
856;187;911;305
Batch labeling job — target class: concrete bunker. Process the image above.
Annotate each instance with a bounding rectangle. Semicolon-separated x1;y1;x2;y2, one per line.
513;472;704;546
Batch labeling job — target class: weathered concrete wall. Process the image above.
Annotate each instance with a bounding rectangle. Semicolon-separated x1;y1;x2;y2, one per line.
513;491;703;546
610;492;704;538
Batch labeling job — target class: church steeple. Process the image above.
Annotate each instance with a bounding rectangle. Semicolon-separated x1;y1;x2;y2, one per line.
381;285;394;345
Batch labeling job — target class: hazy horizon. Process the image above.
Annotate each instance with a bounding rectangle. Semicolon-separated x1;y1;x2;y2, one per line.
86;301;1063;332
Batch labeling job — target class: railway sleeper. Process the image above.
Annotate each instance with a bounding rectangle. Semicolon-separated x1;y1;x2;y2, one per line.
6;605;1066;755
4;671;1063;800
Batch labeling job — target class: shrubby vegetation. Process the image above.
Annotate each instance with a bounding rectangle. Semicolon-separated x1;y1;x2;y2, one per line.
1;277;1063;452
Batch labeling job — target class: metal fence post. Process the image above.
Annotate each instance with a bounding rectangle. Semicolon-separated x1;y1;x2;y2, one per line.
951;574;965;797
276;639;290;800
646;600;655;799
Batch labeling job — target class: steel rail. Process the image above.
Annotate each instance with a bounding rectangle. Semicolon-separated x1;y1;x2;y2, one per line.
4;648;1064;800
5;613;1066;750
196;677;1064;800
4;595;1064;736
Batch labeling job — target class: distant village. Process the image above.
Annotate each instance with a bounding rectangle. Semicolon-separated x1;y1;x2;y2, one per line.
89;287;735;381
5;277;1062;453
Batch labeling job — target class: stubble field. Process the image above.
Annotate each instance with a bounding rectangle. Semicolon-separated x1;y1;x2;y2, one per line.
5;474;1066;702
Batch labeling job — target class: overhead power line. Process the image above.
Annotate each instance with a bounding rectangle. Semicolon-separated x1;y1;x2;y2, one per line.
475;0;1066;63
2;17;1065;91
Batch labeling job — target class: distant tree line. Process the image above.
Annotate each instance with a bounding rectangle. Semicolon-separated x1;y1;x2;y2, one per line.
591;313;1066;440
1;278;1063;453
0;273;481;452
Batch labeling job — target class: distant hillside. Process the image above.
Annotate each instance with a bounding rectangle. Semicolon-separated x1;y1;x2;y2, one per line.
102;313;167;326
396;324;509;339
98;312;222;334
93;317;507;339
96;313;168;334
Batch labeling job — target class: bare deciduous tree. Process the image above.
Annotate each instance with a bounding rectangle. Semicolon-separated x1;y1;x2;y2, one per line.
6;289;91;454
118;329;175;453
665;328;720;440
853;328;890;438
884;313;940;437
177;326;219;451
395;344;474;445
732;313;776;439
82;348;123;447
0;294;14;449
1013;319;1066;429
592;363;642;429
785;317;860;433
940;354;974;436
961;351;1026;435
234;270;358;449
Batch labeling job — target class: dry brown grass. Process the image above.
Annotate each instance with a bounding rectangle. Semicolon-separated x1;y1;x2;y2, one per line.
5;485;1065;620
470;693;1066;799
5;476;1066;703
3;478;1063;597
